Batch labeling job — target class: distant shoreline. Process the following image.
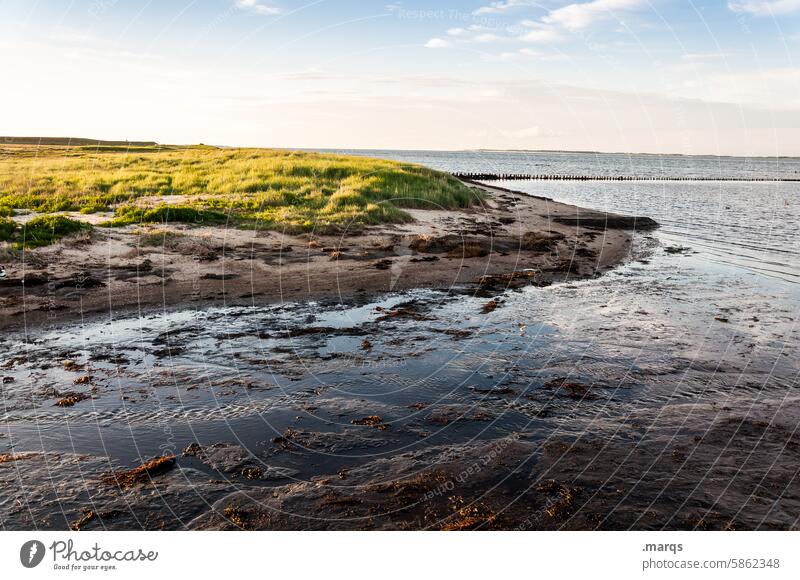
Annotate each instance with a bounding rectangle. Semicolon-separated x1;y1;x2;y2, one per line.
1;136;157;147
3;138;797;159
307;147;800;160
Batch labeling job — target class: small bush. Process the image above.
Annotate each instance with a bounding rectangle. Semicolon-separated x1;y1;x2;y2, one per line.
136;230;187;247
136;230;218;260
0;217;17;242
79;198;111;214
106;205;228;227
18;215;89;248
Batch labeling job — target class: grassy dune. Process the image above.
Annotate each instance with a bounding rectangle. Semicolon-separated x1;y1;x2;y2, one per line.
0;145;482;239
1;215;89;248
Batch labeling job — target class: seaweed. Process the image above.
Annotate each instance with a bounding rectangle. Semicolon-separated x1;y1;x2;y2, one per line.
352;415;390;431
101;455;177;489
54;392;91;407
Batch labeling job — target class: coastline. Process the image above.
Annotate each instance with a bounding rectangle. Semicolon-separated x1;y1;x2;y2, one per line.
0;181;656;333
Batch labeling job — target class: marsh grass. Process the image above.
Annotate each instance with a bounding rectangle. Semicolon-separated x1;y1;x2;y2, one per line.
5;215;90;249
0;145;482;233
135;229;188;248
0;217;15;242
107;205;228;227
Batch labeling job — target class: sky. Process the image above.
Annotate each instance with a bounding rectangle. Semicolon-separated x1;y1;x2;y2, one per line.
0;0;798;155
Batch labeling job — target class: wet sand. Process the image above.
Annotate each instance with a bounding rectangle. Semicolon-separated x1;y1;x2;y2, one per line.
2;269;798;529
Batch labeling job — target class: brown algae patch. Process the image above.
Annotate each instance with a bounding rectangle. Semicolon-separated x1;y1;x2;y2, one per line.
101;455;177;489
351;415;390;430
54;392;92;407
0;452;42;464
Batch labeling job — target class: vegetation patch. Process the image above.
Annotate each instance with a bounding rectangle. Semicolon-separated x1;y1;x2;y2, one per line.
0;215;90;249
0;217;16;242
106;205;228;227
135;229;219;260
0;145;483;232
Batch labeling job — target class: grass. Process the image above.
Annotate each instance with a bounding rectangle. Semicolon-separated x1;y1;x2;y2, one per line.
107;205;228;227
20;215;89;248
135;229;188;247
0;214;89;249
0;145;483;234
0;217;15;242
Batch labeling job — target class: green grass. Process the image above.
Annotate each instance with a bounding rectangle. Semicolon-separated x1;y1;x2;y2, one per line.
0;216;15;242
2;215;89;249
0;145;483;233
106;205;228;227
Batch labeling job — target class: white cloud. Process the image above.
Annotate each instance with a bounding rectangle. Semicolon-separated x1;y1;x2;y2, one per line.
235;0;282;16
474;0;538;15
437;0;643;51
427;25;511;47
543;0;644;30
474;32;501;42
425;38;452;48
425;20;562;49
519;21;564;42
727;0;800;15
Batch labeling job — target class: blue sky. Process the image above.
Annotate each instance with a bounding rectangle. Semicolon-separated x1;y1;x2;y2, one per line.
0;0;798;154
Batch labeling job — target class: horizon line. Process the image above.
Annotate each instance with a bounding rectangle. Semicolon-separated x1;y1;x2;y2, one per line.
3;136;798;160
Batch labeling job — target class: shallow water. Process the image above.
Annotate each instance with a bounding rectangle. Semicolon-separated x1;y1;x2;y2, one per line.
2;150;799;529
323;148;800;180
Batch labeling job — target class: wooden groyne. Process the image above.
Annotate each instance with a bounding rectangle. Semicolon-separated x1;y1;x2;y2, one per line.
453;172;799;182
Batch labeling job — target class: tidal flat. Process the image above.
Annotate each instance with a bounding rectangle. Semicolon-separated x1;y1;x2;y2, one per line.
2;148;798;530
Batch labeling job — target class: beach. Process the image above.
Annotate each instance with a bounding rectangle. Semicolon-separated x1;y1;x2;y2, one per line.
0;180;647;332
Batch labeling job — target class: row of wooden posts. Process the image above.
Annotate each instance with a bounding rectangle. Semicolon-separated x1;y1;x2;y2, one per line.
453;172;799;182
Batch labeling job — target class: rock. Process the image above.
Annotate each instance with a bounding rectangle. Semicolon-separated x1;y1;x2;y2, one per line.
552;215;658;230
